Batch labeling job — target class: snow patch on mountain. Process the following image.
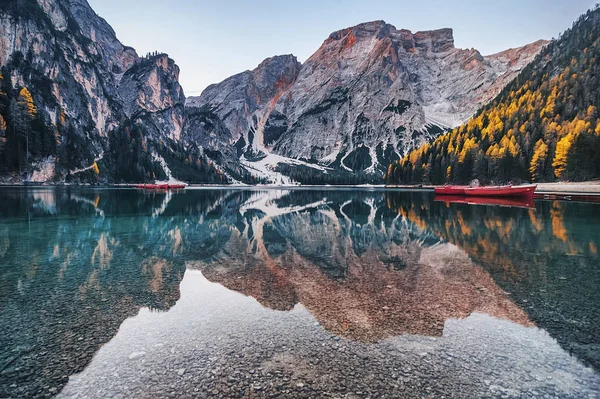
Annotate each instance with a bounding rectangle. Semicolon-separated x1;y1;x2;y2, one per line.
241;153;331;185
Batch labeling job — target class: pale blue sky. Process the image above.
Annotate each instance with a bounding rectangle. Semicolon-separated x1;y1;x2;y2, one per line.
88;0;596;96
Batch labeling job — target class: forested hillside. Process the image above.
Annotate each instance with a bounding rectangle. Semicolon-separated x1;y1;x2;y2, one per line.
386;6;600;184
0;71;57;174
0;0;228;184
0;69;226;183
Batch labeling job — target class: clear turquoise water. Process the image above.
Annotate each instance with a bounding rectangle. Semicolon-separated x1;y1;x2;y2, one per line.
0;187;599;398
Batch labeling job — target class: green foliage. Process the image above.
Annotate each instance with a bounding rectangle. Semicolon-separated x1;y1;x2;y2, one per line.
394;126;406;137
275;163;383;185
0;67;58;173
263;112;288;146
56;123;96;176
156;141;227;184
0;6;227;185
376;142;400;168
106;122;166;183
343;146;372;172
387;6;600;184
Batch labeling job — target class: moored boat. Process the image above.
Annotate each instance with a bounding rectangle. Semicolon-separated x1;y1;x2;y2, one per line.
136;184;159;190
136;182;187;190
463;184;537;198
168;183;187;189
434;185;467;195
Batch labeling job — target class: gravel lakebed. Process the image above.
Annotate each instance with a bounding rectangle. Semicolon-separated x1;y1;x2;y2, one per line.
56;270;600;398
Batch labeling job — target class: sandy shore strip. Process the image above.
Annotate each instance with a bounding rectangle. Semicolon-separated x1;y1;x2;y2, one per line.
536;181;600;194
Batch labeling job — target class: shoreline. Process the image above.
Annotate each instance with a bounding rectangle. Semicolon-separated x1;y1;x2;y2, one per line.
534;181;600;194
1;181;600;195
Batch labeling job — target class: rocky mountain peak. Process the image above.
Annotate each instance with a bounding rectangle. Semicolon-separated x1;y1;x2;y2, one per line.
413;28;455;53
485;39;550;67
118;53;185;140
323;21;456;56
63;0;137;75
185;53;302;161
6;0;547;185
254;54;300;73
327;20;388;41
186;19;547;183
187;54;301;109
251;54;301;105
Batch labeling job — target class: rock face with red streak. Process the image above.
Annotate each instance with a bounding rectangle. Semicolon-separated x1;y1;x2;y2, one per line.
186;55;301;160
186;21;547;179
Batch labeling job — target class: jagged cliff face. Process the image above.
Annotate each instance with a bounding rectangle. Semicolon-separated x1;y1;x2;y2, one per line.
187;21;547;179
0;0;187;182
0;0;117;158
118;55;186;141
186;55;301;158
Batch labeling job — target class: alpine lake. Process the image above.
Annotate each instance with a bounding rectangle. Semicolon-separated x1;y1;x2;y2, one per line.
1;187;599;398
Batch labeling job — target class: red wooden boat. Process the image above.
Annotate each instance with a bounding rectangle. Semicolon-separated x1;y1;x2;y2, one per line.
136;183;187;190
435;195;535;209
464;184;536;198
434;185;467;195
136;184;160;190
168;183;187;189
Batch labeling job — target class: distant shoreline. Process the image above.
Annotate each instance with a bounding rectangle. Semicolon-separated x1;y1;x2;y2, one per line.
0;183;424;191
1;181;600;195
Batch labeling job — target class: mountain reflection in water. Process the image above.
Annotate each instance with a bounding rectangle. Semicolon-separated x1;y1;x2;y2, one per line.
194;189;532;341
0;187;599;398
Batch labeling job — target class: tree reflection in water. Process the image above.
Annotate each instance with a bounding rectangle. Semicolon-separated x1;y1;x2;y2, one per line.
386;191;600;370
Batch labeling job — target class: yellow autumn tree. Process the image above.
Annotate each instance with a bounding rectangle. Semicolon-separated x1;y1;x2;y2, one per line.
458;137;477;163
552;133;575;179
92;162;100;175
18;87;37;117
0;114;4;152
386;163;393;180
384;8;600;186
585;105;597;121
529;139;548;181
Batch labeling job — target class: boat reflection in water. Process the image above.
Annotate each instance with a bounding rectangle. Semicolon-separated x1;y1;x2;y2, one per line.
435;195;536;209
1;188;599;398
434;184;537;198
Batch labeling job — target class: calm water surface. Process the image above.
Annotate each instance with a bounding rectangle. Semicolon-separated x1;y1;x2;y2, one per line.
0;187;599;398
